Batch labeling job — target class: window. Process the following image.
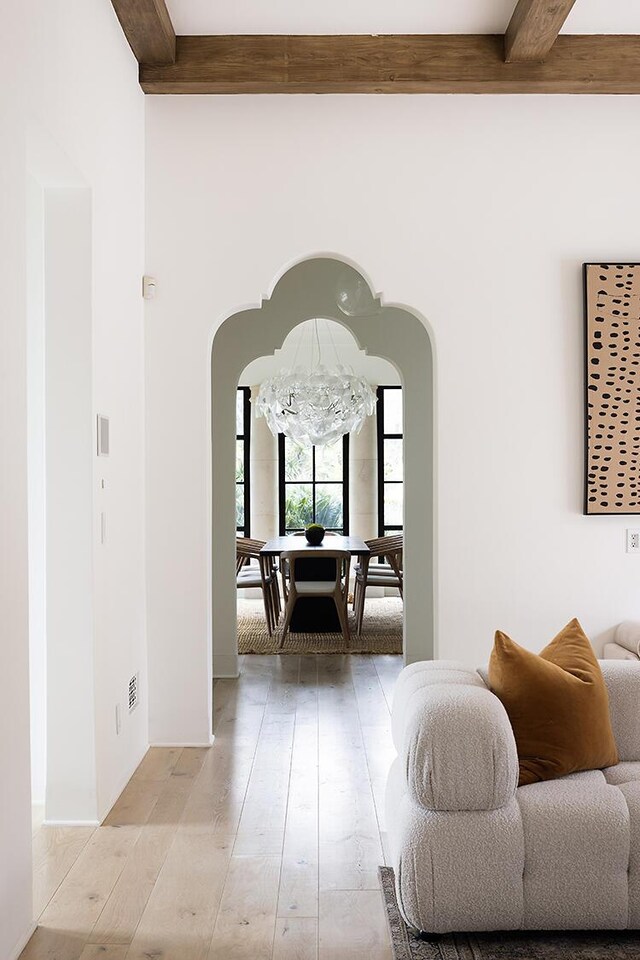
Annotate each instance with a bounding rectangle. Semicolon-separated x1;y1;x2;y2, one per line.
236;387;251;536
377;386;403;536
278;434;349;535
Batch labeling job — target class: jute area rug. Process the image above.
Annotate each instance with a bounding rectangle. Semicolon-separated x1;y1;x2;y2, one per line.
379;867;640;959
237;597;403;654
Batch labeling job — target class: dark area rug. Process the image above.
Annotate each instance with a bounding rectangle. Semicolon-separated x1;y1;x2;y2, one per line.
379;866;640;959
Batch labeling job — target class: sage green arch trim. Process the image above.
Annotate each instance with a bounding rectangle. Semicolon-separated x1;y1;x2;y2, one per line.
211;256;435;678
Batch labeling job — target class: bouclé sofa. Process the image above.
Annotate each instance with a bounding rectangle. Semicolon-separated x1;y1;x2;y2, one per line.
605;621;640;661
386;659;640;934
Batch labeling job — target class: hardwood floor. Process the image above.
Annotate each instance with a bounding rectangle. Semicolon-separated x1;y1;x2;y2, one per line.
22;654;402;960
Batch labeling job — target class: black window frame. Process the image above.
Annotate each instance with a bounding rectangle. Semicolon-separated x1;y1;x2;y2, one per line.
236;386;251;537
278;434;350;536
377;385;403;536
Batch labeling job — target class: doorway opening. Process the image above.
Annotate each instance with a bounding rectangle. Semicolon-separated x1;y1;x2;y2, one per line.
235;319;404;655
211;256;434;700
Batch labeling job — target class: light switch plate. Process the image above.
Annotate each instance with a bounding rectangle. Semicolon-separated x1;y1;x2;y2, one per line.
97;414;109;456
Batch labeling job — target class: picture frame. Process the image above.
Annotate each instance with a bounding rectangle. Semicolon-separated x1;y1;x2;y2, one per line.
584;262;640;515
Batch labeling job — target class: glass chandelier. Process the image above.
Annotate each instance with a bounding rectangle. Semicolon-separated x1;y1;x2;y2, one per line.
256;319;376;447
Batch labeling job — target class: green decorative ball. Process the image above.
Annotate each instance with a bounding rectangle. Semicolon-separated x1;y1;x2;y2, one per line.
305;523;325;545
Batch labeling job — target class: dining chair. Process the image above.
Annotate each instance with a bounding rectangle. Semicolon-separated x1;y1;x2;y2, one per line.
236;537;281;635
280;530;338;602
353;534;403;635
279;548;351;647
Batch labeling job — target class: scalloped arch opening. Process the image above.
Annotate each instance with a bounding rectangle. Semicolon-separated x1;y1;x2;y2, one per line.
210;255;435;688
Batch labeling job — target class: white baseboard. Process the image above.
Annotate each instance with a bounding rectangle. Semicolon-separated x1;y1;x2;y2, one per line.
42;819;100;827
98;742;149;823
9;922;37;960
151;737;214;748
213;652;240;678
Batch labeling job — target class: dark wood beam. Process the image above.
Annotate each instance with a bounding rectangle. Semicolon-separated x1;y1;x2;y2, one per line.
140;34;640;94
505;0;578;62
111;0;176;65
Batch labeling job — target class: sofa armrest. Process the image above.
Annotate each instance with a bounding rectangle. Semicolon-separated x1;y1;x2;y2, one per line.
603;641;640;662
395;663;519;812
612;621;640;658
600;659;640;761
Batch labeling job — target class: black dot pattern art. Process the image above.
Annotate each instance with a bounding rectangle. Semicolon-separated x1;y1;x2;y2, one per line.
585;263;640;514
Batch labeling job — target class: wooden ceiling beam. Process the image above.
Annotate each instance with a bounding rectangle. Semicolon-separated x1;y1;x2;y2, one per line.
111;0;176;65
505;0;578;62
140;34;640;94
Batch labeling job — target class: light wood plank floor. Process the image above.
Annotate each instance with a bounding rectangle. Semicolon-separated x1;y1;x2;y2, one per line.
22;654;403;960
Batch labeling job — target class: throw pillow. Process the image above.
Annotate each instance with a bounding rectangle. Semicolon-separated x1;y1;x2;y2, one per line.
488;618;619;786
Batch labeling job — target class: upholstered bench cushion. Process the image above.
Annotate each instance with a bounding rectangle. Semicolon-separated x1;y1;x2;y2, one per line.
516;771;629;929
602;661;640;761
604;761;640;785
392;661;485;750
387;658;640;933
604;642;640;661
613;621;640;658
386;757;525;934
387;760;635;933
392;661;518;812
619;780;640;928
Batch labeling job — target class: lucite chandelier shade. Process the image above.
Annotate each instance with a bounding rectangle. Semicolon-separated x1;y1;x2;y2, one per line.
256;364;376;447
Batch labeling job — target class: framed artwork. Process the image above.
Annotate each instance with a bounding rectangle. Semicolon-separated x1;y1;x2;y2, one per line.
584;263;640;514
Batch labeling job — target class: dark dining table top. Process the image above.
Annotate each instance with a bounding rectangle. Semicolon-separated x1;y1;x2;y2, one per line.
260;534;370;557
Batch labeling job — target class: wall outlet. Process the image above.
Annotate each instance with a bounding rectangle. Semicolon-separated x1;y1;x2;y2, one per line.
115;703;122;735
626;529;640;554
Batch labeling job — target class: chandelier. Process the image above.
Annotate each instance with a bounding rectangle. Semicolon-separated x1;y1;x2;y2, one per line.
256;320;376;446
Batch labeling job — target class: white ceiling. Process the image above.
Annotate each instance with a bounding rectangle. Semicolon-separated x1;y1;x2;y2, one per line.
166;0;640;36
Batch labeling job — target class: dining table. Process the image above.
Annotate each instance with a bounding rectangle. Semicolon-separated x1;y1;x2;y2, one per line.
261;534;370;633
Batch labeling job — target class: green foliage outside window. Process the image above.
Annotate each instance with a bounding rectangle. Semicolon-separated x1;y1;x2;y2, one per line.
284;486;343;531
281;436;345;533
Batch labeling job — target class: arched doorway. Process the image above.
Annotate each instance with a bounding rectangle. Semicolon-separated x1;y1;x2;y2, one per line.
211;256;435;688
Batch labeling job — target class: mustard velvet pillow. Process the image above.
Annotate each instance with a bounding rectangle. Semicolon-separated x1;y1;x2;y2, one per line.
488;618;619;786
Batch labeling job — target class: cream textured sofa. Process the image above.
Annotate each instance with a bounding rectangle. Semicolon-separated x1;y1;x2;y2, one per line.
386;659;640;934
604;621;640;661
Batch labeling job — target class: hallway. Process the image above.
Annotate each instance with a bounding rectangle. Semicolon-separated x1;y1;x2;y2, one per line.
23;654;402;960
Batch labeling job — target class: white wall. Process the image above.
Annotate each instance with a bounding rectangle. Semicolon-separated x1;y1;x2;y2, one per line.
44;188;97;822
26;177;47;814
1;0;146;954
145;94;640;742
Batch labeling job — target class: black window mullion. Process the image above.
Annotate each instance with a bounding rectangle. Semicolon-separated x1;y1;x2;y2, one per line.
342;433;350;535
377;387;385;536
377;385;403;537
279;433;349;534
312;445;317;523
278;433;286;536
243;387;250;537
236;386;251;538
